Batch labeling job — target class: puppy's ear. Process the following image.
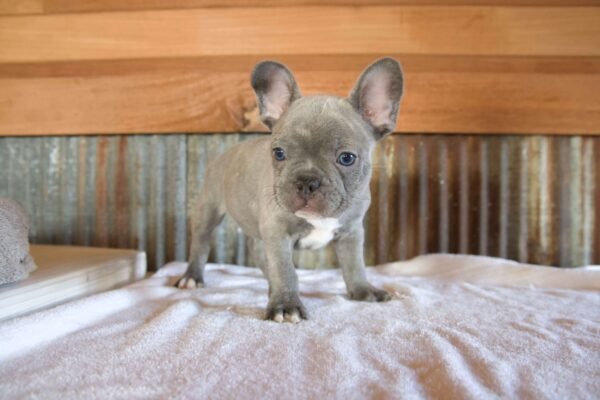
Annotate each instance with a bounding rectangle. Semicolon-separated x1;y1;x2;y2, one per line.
251;61;301;129
349;57;404;140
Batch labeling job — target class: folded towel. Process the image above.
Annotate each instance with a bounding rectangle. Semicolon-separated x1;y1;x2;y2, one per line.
0;198;37;285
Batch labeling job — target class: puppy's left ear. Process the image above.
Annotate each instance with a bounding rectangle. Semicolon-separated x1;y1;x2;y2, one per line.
251;61;301;130
349;57;404;140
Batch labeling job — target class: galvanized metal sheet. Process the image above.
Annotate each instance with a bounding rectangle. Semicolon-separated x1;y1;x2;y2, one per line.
0;134;596;270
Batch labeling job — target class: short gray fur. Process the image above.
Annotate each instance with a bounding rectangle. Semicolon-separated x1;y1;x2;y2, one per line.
176;58;404;323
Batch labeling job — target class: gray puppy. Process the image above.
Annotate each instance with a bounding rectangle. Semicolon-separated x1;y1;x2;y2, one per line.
176;58;404;323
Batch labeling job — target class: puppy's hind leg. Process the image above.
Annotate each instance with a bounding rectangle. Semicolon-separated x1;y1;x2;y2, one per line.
176;201;224;289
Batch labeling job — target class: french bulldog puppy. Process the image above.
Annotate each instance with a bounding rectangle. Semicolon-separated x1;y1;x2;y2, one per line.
176;57;404;323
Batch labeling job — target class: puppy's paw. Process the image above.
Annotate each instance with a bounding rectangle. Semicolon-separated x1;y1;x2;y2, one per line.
349;285;392;302
175;276;204;289
265;293;307;323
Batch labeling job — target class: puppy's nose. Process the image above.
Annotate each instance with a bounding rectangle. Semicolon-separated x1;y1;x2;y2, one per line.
296;176;321;197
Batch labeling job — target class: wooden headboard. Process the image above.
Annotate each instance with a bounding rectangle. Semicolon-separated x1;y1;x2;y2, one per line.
1;1;599;136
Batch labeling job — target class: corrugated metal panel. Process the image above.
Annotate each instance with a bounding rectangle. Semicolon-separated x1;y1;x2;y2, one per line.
0;135;187;270
0;134;597;270
366;135;597;267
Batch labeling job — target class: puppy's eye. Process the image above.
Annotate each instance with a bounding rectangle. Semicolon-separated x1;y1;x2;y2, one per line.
273;147;286;161
337;152;357;166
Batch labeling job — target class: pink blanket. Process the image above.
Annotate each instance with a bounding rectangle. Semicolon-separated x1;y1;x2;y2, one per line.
1;254;599;399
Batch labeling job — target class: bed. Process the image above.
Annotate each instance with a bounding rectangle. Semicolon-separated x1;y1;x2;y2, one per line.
0;254;598;399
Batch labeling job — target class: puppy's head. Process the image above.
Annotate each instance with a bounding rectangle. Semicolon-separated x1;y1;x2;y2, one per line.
251;58;404;219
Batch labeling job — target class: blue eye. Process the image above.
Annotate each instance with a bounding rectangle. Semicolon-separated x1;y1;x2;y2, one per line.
337;152;357;166
273;147;286;161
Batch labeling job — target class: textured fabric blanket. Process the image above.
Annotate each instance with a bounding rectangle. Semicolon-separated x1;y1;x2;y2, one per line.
0;198;36;285
0;255;599;399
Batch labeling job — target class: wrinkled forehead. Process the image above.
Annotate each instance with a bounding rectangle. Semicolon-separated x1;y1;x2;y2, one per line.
273;96;373;146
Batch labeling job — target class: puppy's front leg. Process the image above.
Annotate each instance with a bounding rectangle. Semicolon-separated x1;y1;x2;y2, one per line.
262;237;307;323
335;228;391;302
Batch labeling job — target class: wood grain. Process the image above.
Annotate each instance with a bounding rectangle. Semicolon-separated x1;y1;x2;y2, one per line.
0;0;42;15
3;54;599;78
39;1;600;15
1;56;598;135
1;6;599;62
2;1;599;16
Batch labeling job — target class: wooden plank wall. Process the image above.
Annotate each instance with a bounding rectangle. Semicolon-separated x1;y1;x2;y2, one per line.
1;1;599;136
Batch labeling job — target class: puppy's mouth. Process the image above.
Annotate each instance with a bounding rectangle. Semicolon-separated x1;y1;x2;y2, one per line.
293;200;324;219
274;183;344;219
288;193;341;219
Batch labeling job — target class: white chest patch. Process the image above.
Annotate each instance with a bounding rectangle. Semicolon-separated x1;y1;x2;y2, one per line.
298;217;341;250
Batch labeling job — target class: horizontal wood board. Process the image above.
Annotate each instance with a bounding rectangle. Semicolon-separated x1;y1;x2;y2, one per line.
2;1;600;16
1;55;599;135
0;4;599;136
2;7;600;62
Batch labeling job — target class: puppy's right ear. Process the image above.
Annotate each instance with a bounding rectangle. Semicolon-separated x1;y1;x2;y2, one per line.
251;61;301;130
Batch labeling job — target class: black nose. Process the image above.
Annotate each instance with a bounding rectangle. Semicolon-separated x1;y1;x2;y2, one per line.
296;176;321;197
